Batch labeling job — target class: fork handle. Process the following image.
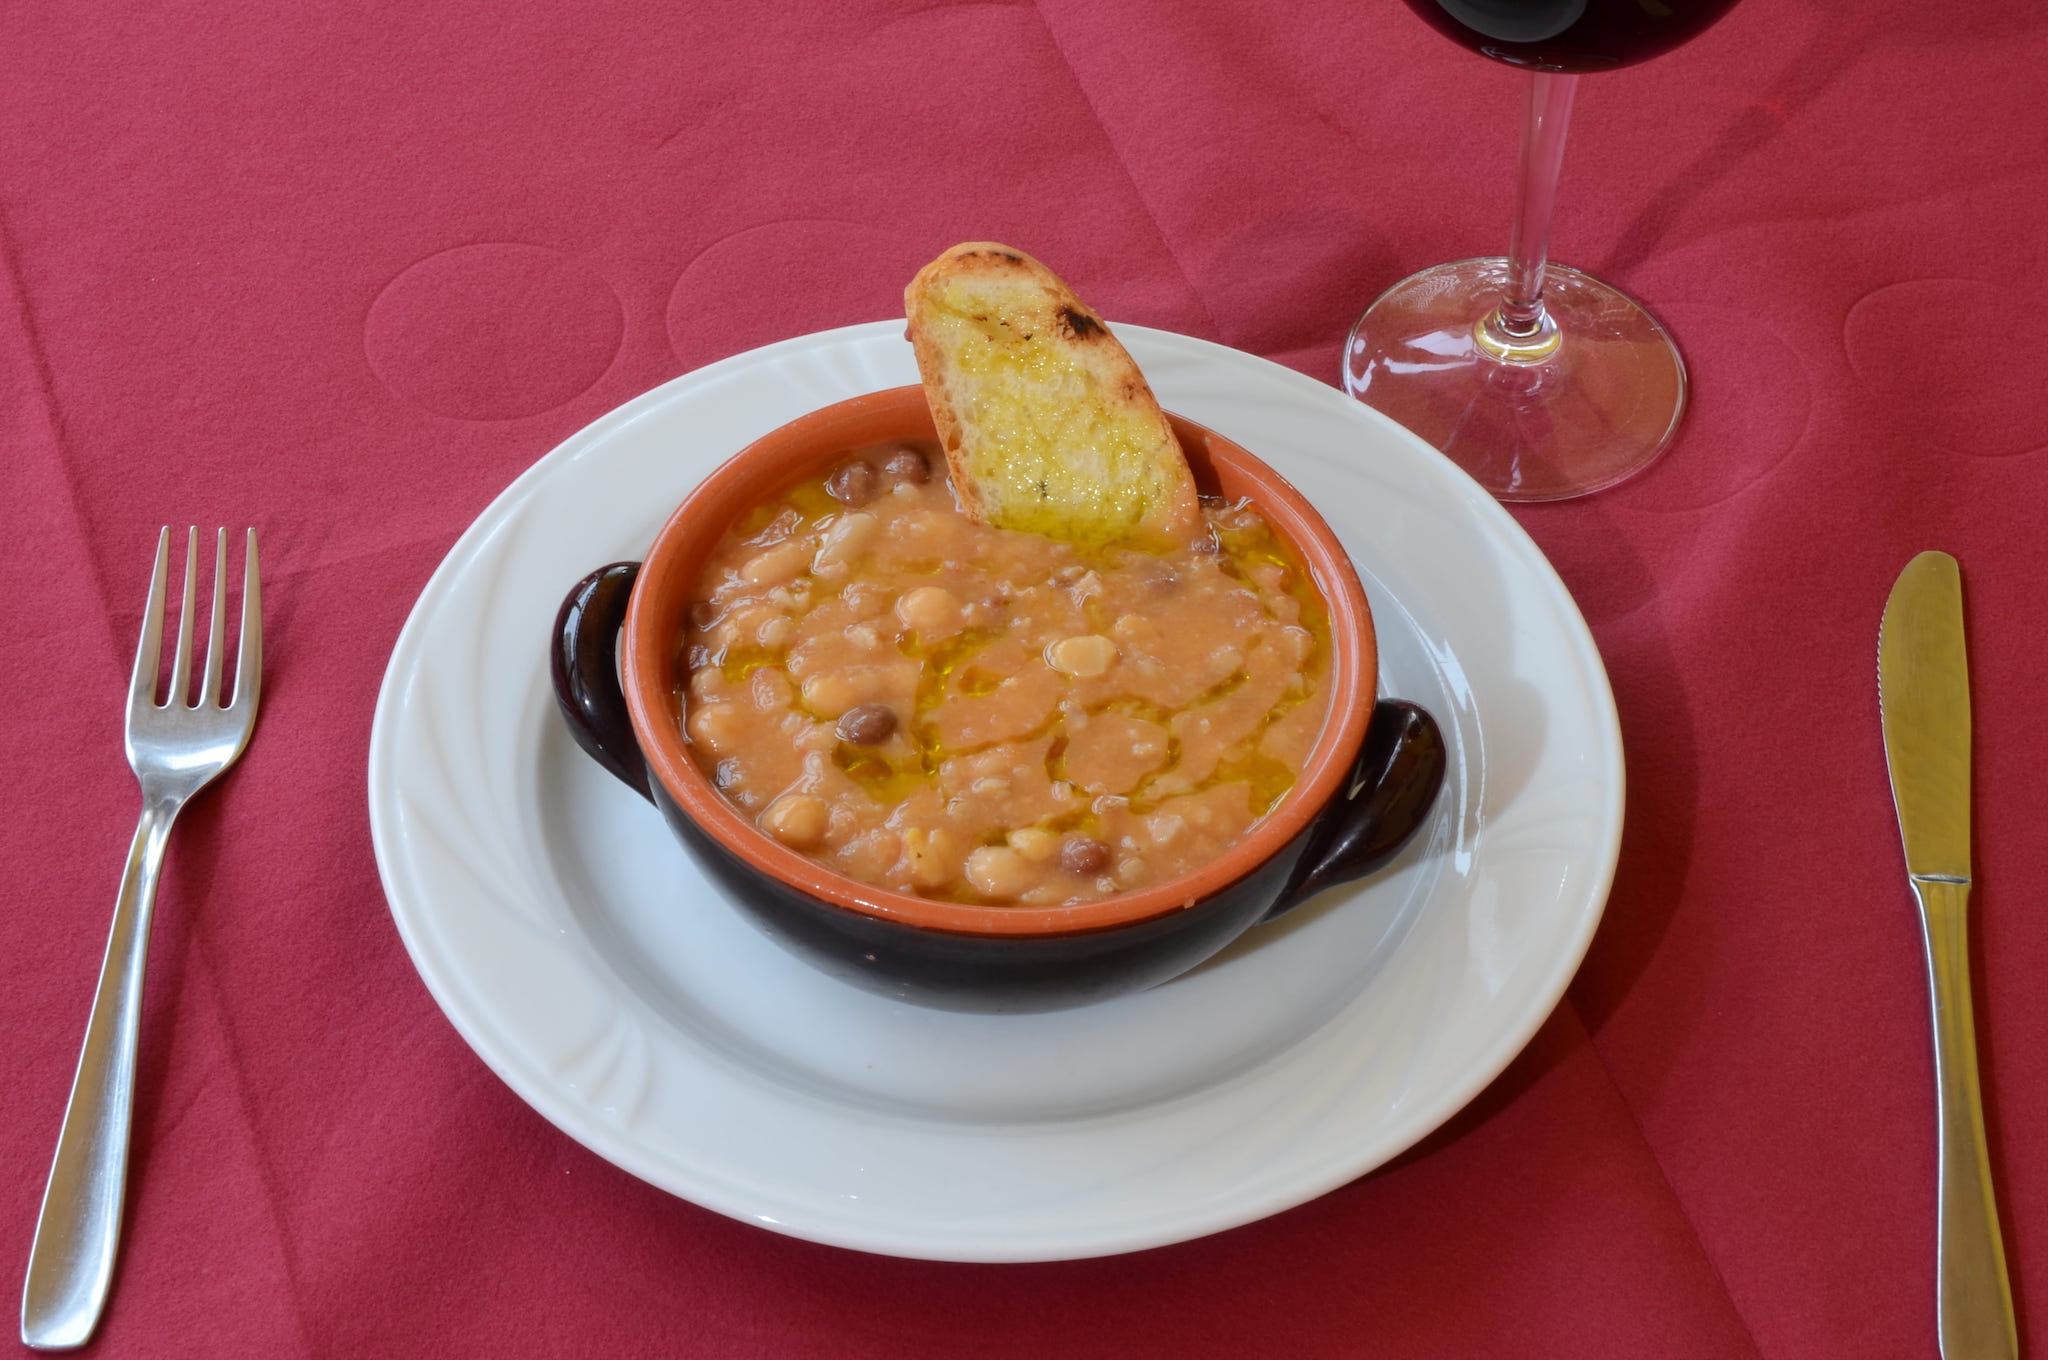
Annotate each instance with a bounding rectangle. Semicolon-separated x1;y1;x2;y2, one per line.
1912;878;2017;1360
21;795;180;1351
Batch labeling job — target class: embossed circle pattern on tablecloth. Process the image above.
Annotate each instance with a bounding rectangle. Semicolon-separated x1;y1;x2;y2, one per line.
1845;278;2045;459
366;243;624;421
667;220;937;372
1605;300;1814;513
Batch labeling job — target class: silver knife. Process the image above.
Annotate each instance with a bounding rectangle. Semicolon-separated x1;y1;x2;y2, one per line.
1878;550;2016;1360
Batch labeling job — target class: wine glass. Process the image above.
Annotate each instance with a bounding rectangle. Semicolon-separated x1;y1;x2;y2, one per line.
1344;0;1741;501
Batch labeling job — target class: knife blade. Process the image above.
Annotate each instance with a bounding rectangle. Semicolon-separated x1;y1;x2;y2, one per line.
1877;550;2015;1360
1880;552;1971;880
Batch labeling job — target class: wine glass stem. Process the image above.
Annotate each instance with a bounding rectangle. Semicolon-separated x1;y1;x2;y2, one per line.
1480;70;1579;360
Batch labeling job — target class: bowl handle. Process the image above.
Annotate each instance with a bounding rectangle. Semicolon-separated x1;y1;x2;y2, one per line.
1266;699;1446;919
551;562;654;802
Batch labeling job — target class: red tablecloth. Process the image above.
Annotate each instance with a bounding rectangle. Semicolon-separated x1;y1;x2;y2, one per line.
7;1;2045;1355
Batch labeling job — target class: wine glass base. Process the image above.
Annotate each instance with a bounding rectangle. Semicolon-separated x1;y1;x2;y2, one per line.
1342;259;1687;502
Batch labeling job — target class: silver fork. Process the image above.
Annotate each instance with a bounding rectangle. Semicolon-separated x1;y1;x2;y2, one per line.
20;529;262;1352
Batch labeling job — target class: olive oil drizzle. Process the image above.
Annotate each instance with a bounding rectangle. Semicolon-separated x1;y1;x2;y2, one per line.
681;467;1334;870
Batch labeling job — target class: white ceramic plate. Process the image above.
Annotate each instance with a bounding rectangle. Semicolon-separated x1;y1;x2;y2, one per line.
367;321;1622;1262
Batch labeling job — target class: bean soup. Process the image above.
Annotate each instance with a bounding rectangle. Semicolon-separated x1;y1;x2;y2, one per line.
679;440;1334;905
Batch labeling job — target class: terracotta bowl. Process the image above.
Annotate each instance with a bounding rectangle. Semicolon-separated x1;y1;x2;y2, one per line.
551;385;1443;1012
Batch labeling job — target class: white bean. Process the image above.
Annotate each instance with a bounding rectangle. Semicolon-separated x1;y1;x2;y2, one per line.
740;537;815;587
813;512;879;571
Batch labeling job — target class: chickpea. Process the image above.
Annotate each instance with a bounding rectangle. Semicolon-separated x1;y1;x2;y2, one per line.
799;673;862;718
1008;827;1060;862
1045;634;1118;678
1112;613;1158;645
903;828;958;890
966;845;1034;900
1146;813;1187;847
896;585;963;637
796;722;840;752
685;702;744;755
1250;561;1289;593
840;828;901;881
760;794;830;849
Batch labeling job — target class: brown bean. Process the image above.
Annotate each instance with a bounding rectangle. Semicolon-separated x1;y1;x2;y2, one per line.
825;460;880;505
883;447;930;484
1060;836;1111;877
835;702;897;745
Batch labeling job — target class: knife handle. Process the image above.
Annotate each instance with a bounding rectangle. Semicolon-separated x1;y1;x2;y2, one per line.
1911;878;2017;1360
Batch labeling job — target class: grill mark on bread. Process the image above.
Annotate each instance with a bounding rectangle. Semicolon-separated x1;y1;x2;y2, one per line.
1058;306;1105;341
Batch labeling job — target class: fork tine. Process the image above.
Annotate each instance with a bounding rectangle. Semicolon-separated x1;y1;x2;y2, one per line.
199;529;228;707
234;529;262;712
129;529;171;714
166;528;197;708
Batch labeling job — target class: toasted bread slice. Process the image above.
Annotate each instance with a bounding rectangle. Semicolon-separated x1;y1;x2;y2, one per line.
905;243;1201;548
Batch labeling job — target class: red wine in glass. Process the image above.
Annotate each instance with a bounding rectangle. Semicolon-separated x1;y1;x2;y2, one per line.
1402;0;1740;72
1343;0;1740;499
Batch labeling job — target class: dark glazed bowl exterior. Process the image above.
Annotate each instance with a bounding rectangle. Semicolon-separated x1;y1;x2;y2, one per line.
551;386;1445;1012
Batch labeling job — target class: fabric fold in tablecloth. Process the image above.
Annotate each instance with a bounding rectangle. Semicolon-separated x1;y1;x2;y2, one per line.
5;0;2045;1355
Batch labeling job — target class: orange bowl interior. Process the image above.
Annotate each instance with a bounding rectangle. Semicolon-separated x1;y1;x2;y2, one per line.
621;385;1376;937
